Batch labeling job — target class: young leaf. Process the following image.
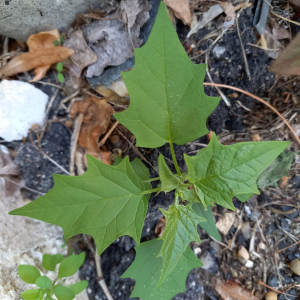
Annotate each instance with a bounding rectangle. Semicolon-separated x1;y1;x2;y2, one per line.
21;289;41;300
54;286;75;300
121;239;202;300
10;156;149;255
18;265;41;284
58;252;85;278
57;73;65;83
56;62;63;72
192;203;221;241
158;154;186;192
69;280;88;294
114;2;219;148
35;275;52;289
42;254;64;271
158;203;204;285
185;133;290;210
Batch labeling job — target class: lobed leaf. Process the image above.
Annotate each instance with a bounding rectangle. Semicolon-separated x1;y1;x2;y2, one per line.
58;252;85;279
10;156;150;255
18;265;41;284
192;203;221;241
115;2;219;148
121;239;202;300
158;202;204;284
42;254;64;271
185;133;290;210
158;154;186;192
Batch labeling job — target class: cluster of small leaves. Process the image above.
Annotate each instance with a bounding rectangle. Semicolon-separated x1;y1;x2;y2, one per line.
19;253;87;300
56;62;64;83
10;3;290;300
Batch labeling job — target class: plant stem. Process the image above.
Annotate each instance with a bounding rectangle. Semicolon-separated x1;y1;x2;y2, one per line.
145;177;160;182
142;187;161;195
169;142;181;175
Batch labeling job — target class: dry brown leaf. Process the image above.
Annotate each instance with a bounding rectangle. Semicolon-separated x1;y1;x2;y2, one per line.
0;145;21;197
27;29;61;81
234;2;253;11
70;96;115;153
218;1;235;21
261;28;282;59
155;217;166;237
269;32;300;75
290;0;300;8
63;29;98;78
86;149;113;165
272;22;290;40
0;47;74;78
163;0;191;26
216;212;235;235
214;278;259;300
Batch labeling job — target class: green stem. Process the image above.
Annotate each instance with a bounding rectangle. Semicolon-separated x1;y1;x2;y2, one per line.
144;177;160;182
141;187;161;195
169;142;181;175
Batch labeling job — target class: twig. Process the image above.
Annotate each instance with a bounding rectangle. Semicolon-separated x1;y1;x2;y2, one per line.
61;90;80;105
273;240;300;255
236;0;251;80
258;281;297;297
32;81;66;91
29;130;71;175
98;121;119;147
203;82;300;145
271;10;300;26
115;128;157;173
0;176;45;196
205;47;231;107
83;236;114;300
70;113;84;175
247;43;280;52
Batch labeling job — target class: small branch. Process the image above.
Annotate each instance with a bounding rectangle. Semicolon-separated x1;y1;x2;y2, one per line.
203;83;300;145
258;281;297;297
70;113;84;175
98;121;119;147
273;240;300;255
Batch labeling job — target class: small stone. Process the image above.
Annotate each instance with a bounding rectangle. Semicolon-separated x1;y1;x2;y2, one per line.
251;134;261;141
237;246;250;264
200;248;219;274
265;291;277;300
245;260;254;268
293;276;300;283
241;222;251;240
212;45;226;58
281;206;299;220
280;218;290;232
267;274;279;287
289;259;300;275
266;223;277;236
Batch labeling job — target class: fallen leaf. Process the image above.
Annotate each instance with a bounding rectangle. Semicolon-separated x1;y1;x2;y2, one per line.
83;0;150;77
216;212;235;235
214;278;259;300
261;28;282;59
63;29;98;78
188;4;223;37
0;47;74;78
269;32;300;75
218;1;235;21
163;0;191;25
0;145;21;197
272;21;290;40
155;217;166;237
27;29;60;81
70;96;115;153
85;149;113;165
234;2;253;11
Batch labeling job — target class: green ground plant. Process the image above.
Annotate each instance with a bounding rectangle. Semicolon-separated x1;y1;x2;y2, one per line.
10;3;290;300
18;253;87;300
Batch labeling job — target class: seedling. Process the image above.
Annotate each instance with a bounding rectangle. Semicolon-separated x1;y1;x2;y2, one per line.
56;62;64;83
10;3;289;300
18;253;87;300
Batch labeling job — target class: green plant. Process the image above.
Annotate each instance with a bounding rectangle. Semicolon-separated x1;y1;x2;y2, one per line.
56;62;64;83
18;253;87;300
10;3;290;300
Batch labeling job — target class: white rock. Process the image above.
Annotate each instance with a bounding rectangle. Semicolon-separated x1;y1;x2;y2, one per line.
0;80;48;142
245;260;254;268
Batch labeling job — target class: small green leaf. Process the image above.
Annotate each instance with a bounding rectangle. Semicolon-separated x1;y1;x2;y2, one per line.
69;280;88;294
192;203;221;241
122;239;202;300
35;275;52;289
42;254;64;271
158;154;186;192
58;252;85;278
56;62;63;72
53;40;60;46
57;73;65;83
158;202;204;285
21;289;41;300
54;286;75;300
10;156;149;256
185;133;290;210
114;2;219;148
18;265;41;284
60;36;65;44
